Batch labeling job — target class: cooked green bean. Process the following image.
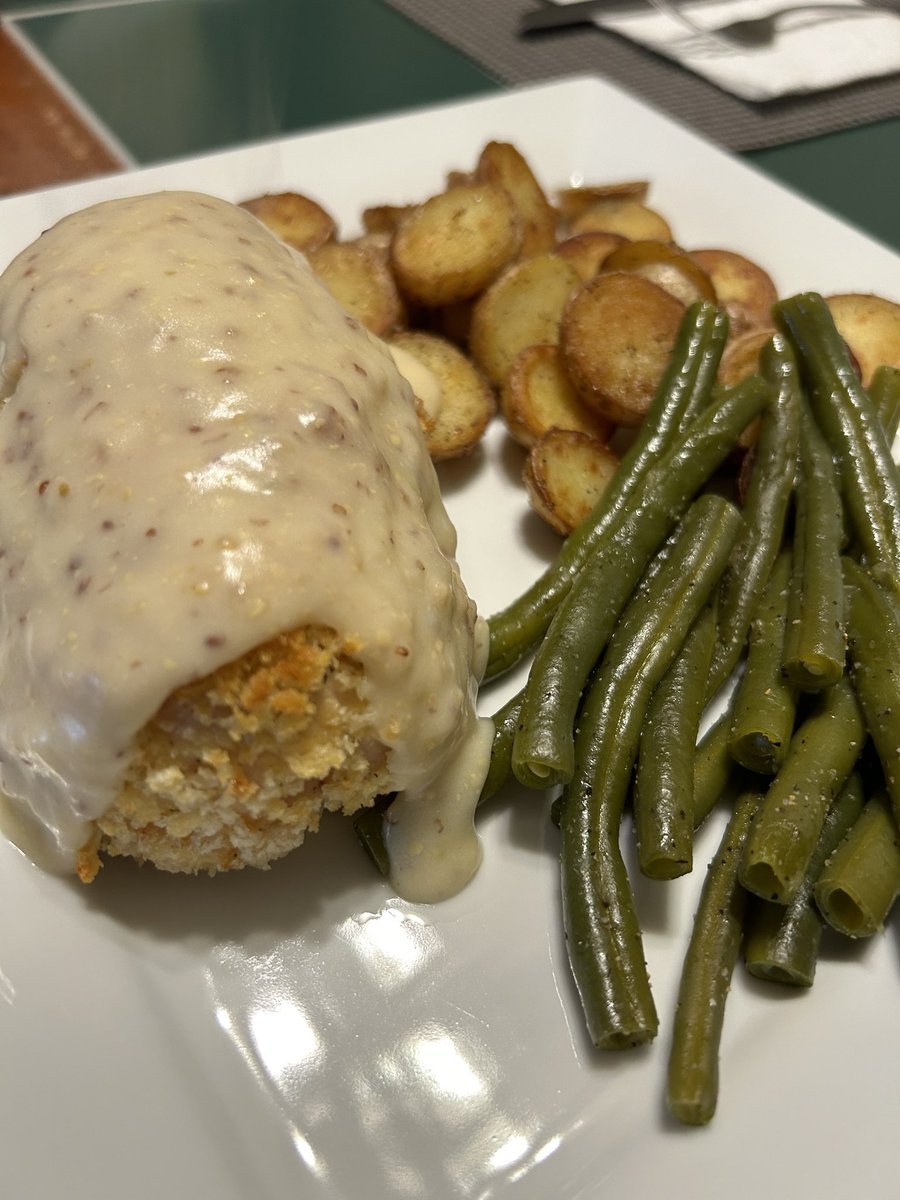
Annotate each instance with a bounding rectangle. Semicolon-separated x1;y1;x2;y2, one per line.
843;556;900;825
560;494;742;1049
479;691;524;804
744;771;865;987
729;549;797;774
485;301;730;681
512;375;767;788
740;677;866;903
774;292;900;587
635;599;718;879
869;365;900;445
814;791;900;937
707;333;800;696
783;403;846;690
693;706;739;830
667;786;761;1126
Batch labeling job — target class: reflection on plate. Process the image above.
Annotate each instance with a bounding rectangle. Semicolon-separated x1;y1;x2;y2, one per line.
0;76;898;1200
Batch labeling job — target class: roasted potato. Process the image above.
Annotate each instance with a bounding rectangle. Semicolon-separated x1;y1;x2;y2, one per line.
240;192;336;253
555;181;651;224
600;240;717;307
554;231;627;282
560;272;686;426
468;253;583;387
568;198;673;243
389;330;495;461
717;326;777;448
524;429;620;535
390;184;522;307
689;249;778;336
475;141;559;257
826;293;900;387
500;343;612;449
307;240;404;336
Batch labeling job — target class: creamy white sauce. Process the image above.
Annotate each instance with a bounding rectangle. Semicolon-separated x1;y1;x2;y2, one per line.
0;190;489;900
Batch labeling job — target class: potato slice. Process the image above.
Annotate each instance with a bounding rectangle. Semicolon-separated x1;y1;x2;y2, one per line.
468;253;583;387
475;140;559;257
689;249;777;335
389;330;496;461
556;181;650;224
717;326;776;449
501;344;612;448
560;272;686;426
554;231;627;281
568;198;673;243
600;240;717;307
308;240;404;337
362;203;417;235
390;184;522;306
524;429;620;535
826;293;900;387
240;192;336;253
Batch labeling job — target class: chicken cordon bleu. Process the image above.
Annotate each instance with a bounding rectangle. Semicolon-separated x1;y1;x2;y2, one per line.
0;190;492;902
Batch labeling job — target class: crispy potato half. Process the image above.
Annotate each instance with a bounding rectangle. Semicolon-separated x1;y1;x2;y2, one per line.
468;253;583;387
389;330;495;461
501;343;613;449
601;240;717;307
475;140;559;257
826;293;900;387
567;198;673;243
560;272;686;426
390;184;522;307
555;181;651;224
554;231;627;282
524;429;620;535
240;192;336;254
689;249;778;335
307;240;404;337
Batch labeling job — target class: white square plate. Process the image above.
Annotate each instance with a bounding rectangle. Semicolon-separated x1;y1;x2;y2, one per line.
0;76;898;1200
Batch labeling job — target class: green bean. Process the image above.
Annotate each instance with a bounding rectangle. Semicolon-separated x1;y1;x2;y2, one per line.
783;403;846;690
814;791;900;937
667;786;761;1126
743;771;865;987
560;494;742;1049
485;301;730;681
353;796;395;877
869;365;900;445
707;333;800;696
740;677;866;903
729;549;797;774
693;706;739;830
478;691;523;804
634;599;718;880
843;556;900;825
774;292;900;587
511;375;767;788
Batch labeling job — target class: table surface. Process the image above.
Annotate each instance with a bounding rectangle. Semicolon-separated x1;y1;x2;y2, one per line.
0;0;897;251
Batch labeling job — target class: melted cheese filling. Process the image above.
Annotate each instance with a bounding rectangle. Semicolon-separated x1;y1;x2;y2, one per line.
0;190;490;901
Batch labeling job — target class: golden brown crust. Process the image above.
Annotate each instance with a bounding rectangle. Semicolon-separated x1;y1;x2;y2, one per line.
79;625;390;880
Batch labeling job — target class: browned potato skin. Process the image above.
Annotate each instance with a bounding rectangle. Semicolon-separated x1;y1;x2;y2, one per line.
689;249;778;335
568;199;673;243
826;293;900;388
390;184;522;307
501;344;612;449
717;326;776;449
468;254;583;387
240;192;336;254
475;141;559;258
555;181;650;223
389;330;496;461
308;240;404;337
560;272;686;427
601;240;717;307
524;429;620;535
554;231;627;282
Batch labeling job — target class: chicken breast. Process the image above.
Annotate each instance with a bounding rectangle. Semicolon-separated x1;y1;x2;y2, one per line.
0;191;492;901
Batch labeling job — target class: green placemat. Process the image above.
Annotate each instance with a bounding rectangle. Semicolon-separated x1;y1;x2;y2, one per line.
381;0;900;149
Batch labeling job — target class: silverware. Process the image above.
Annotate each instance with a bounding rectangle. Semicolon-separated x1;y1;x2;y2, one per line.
518;0;645;33
697;0;899;44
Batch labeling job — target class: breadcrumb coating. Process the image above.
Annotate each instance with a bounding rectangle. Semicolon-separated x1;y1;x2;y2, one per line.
75;625;389;882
